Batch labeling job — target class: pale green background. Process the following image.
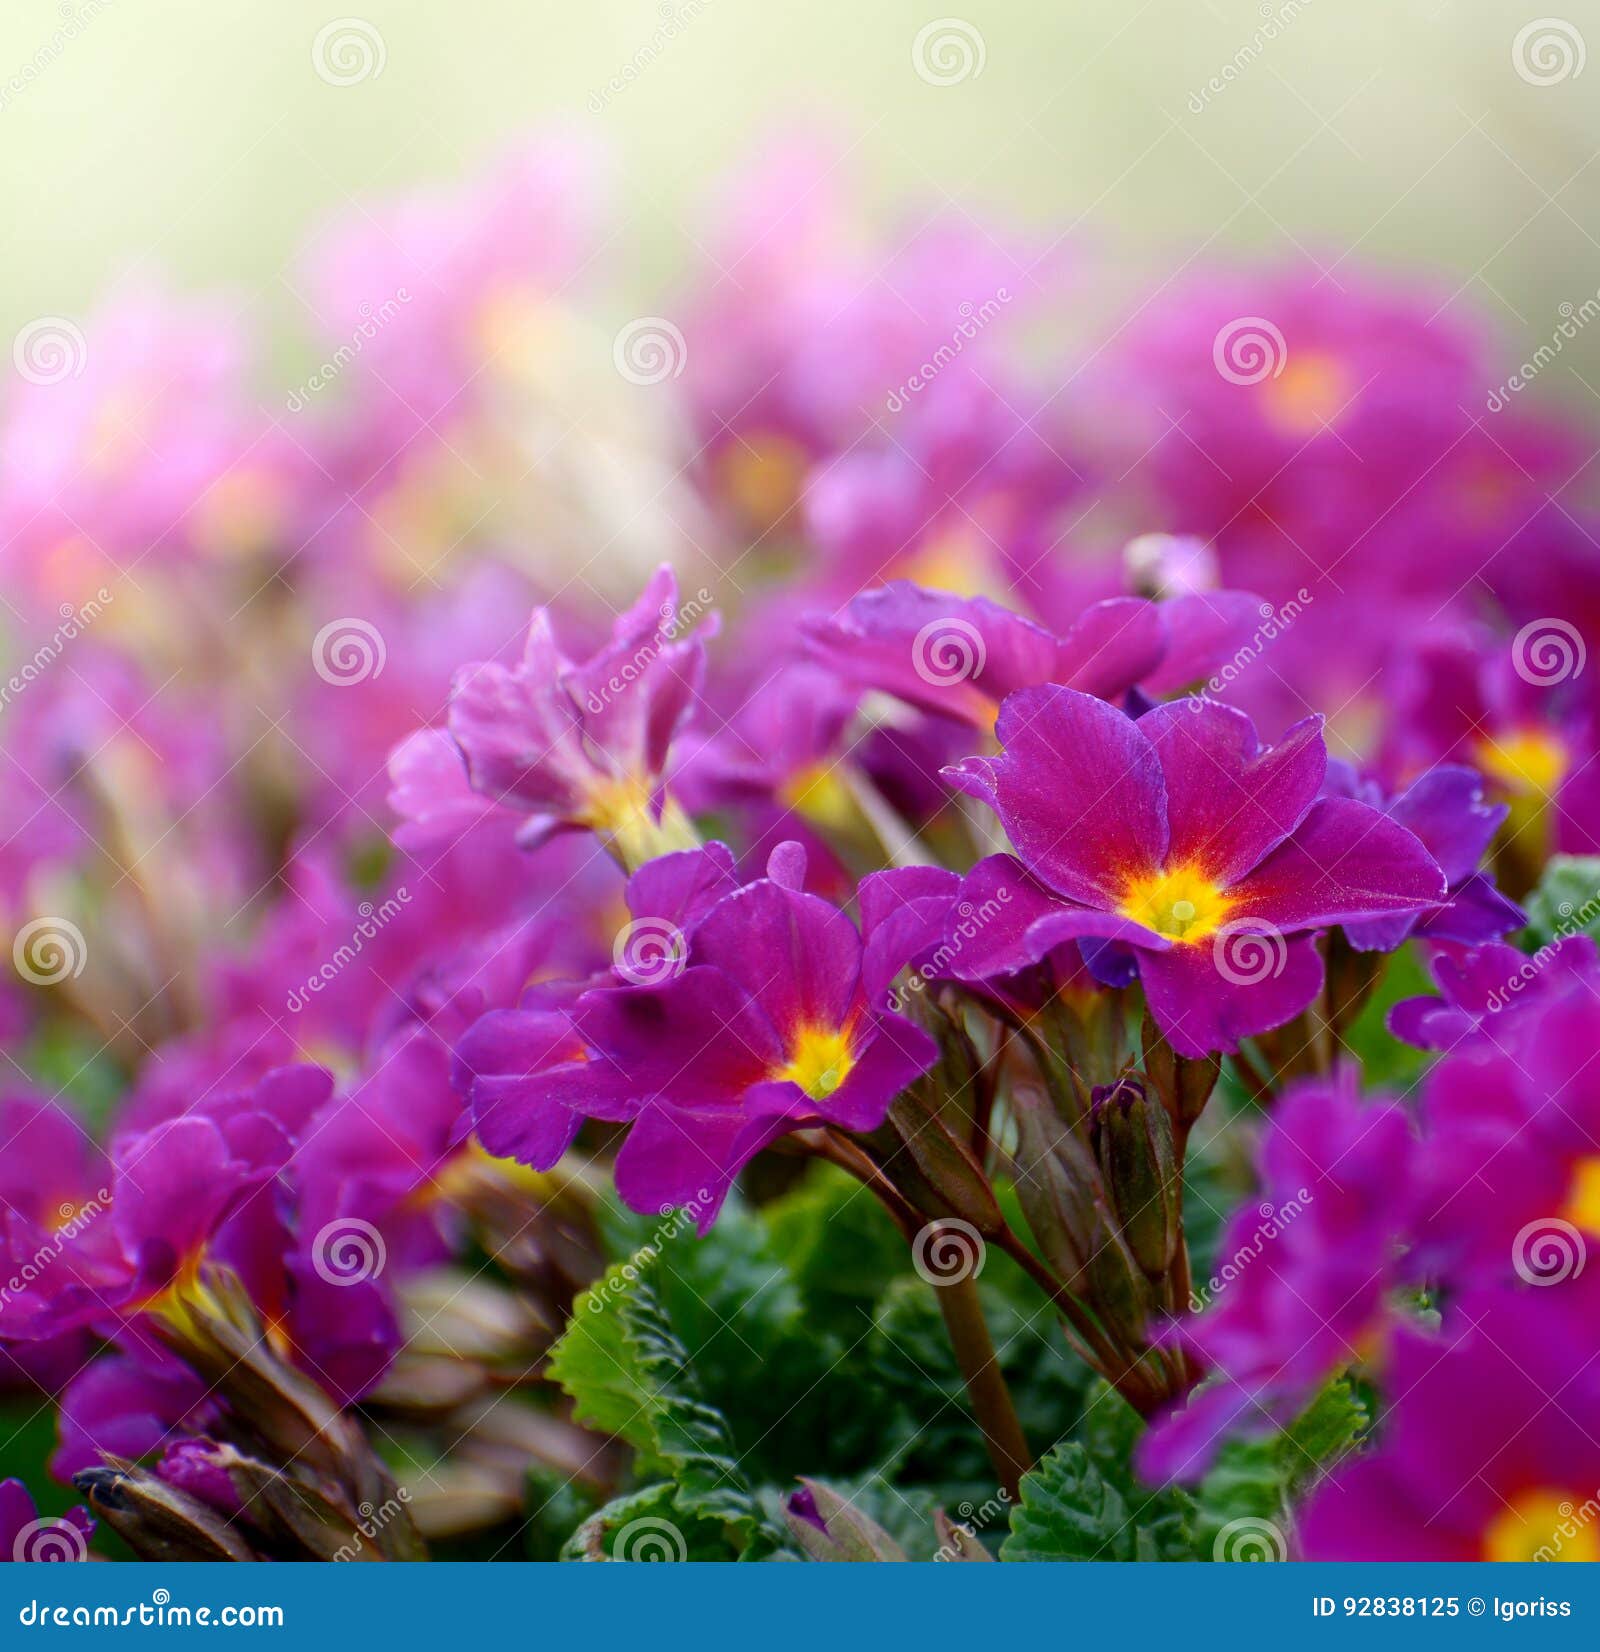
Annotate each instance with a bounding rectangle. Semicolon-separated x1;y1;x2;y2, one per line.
2;0;1598;398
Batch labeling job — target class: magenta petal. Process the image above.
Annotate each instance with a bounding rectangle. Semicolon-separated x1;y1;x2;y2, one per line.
458;1010;596;1168
573;969;781;1106
114;1118;243;1266
1385;765;1507;886
1138;933;1324;1057
802;581;1062;726
613;1099;789;1231
691;880;862;1042
623;842;740;930
1297;1457;1470;1562
386;729;497;850
858;865;963;1005
1231;797;1447;930
970;686;1168;908
1140;589;1269;698
1055;597;1166;698
765;840;809;891
1138;701;1325;885
944;854;1168;980
448;630;589;812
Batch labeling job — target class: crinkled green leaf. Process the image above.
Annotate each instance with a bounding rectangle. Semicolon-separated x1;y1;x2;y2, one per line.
1190;1375;1370;1556
548;1249;781;1556
559;1482;739;1562
1001;1442;1136;1561
1074;1381;1196;1559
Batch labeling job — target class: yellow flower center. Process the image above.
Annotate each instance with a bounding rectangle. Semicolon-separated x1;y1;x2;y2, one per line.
1263;351;1351;436
780;762;859;835
1562;1157;1600;1234
578;776;700;873
776;1024;857;1102
1482;1489;1600;1563
717;434;810;531
1475;729;1569;798
894;532;997;600
1118;863;1233;943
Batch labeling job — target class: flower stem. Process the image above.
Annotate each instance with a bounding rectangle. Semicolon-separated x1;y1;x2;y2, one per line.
929;1262;1031;1500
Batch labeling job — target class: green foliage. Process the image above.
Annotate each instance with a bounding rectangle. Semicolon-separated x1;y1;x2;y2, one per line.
1519;855;1600;950
524;1463;603;1562
1187;1376;1369;1556
1001;1443;1148;1561
561;1161;1371;1565
1339;945;1432;1091
559;1482;741;1562
548;1251;782;1557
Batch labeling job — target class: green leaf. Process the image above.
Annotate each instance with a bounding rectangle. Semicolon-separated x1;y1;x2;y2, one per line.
869;1274;1094;1490
559;1482;740;1562
1338;945;1432;1091
762;1164;907;1340
1075;1381;1196;1559
1189;1375;1370;1557
524;1462;603;1562
1519;855;1600;950
1001;1442;1137;1561
548;1249;781;1556
1283;1376;1369;1485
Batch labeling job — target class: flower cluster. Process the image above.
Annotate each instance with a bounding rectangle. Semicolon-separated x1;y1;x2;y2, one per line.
0;132;1596;1565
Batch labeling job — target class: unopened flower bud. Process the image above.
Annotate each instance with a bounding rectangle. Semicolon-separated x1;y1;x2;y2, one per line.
1092;1077;1180;1279
784;1479;907;1562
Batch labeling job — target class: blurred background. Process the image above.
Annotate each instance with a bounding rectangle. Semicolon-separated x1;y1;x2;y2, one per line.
3;0;1599;404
